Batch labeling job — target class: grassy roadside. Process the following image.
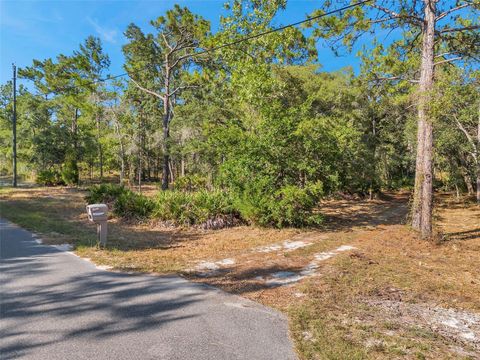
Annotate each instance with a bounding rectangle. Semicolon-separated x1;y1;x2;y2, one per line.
1;186;479;359
0;186;300;273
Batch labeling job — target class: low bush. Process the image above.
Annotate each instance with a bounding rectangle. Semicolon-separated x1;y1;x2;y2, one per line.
113;191;154;219
173;174;208;192
85;184;153;219
153;189;239;228
268;182;324;227
85;183;128;205
234;182;324;228
36;169;64;186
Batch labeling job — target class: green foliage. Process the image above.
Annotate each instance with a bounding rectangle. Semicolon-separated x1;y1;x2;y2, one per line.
85;183;129;205
36;169;64;186
172;174;207;192
61;158;79;185
270;182;324;227
153;189;238;227
113;191;154;219
233;182;324;228
85;183;153;219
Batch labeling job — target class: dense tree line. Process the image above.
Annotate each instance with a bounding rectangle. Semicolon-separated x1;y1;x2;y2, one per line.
1;1;478;233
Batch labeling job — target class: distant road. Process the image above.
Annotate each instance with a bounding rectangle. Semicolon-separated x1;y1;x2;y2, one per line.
0;219;296;360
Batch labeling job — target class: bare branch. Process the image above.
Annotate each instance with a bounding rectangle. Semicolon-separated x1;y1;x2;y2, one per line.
370;4;423;25
169;50;206;69
454;114;478;155
434;51;453;58
436;3;471;21
370;75;419;83
441;25;480;33
161;32;173;51
433;56;462;66
169;84;199;97
130;77;165;101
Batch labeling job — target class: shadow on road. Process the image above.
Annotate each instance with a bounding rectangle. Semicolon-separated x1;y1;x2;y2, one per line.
1;231;204;359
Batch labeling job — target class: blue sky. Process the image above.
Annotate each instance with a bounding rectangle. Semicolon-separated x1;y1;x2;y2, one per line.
0;0;375;86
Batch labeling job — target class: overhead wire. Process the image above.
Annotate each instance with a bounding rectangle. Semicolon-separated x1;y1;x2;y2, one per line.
20;0;371;93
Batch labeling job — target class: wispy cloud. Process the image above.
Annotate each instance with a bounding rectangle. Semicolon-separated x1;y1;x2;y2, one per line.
86;17;117;44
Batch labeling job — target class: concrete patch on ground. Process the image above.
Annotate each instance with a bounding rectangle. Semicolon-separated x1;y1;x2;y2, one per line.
366;299;480;350
195;258;236;276
258;245;357;287
255;240;312;253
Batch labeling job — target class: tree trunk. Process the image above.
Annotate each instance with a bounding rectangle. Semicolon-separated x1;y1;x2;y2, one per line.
72;108;78;159
477;105;480;203
181;154;185;177
412;0;436;239
161;67;171;191
96;114;103;180
460;167;474;195
118;136;125;185
169;160;175;184
137;154;142;193
476;161;480;203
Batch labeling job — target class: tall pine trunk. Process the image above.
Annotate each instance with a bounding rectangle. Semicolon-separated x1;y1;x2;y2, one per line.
161;67;171;191
161;103;170;190
412;0;436;238
476;161;480;203
96;114;103;180
477;104;480;203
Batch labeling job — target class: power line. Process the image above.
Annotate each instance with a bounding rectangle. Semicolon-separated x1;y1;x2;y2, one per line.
23;0;370;93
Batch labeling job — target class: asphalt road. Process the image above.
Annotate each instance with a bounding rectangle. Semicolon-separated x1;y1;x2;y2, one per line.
0;219;297;360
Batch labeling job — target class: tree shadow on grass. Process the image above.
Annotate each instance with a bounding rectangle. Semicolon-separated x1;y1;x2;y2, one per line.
318;192;410;233
440;228;480;242
187;264;310;296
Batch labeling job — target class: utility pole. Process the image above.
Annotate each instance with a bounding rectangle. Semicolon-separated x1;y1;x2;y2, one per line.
12;64;17;188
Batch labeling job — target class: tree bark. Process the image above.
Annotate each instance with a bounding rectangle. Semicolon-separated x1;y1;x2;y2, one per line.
113;121;125;185
476;161;480;203
462;169;474;195
161;67;171;191
477;104;480;203
96;113;103;180
72;108;79;159
181;154;185;177
412;0;436;239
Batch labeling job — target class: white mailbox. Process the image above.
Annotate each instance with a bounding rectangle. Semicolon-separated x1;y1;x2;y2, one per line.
86;204;108;246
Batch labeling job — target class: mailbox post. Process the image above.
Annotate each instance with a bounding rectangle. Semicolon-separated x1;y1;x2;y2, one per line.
86;204;108;247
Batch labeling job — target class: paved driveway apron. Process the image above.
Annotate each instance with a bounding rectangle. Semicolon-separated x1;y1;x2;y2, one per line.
0;219;297;360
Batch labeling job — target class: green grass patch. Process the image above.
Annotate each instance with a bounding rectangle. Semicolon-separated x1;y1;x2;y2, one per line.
1;199;96;247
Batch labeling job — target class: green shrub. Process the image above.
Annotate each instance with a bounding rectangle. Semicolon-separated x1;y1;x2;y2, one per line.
85;184;153;219
85;184;129;205
153;189;239;227
269;182;324;227
173;174;208;192
113;191;154;219
234;181;323;228
61;158;79;185
36;169;64;186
